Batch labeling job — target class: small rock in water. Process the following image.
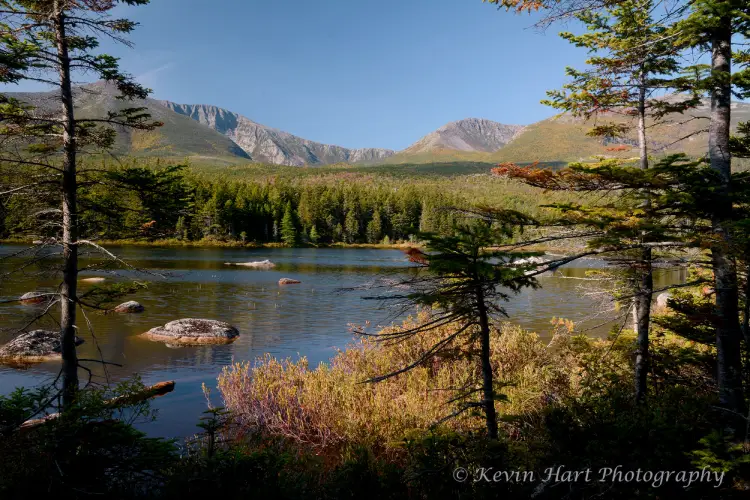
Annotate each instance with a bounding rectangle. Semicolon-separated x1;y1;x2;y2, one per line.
113;301;145;313
224;260;275;269
80;277;106;283
0;330;84;364
278;278;301;285
512;256;548;265
142;318;239;345
19;292;47;304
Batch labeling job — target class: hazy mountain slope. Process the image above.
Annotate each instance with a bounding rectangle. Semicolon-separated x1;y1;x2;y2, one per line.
494;100;750;163
160;102;395;166
4;82;251;162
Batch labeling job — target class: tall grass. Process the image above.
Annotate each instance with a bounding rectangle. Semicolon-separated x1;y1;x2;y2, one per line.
218;314;633;457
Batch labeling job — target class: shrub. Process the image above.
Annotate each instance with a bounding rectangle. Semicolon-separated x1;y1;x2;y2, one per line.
219;313;598;457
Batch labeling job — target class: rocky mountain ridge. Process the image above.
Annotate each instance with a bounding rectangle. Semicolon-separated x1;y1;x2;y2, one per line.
160;102;396;166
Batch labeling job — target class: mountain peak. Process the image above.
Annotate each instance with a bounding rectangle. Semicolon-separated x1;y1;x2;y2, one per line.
405;118;525;154
160;101;395;166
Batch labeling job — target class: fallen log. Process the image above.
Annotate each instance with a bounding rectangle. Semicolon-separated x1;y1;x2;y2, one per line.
18;380;176;433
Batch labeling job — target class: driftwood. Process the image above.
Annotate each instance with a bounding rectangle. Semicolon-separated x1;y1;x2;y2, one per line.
18;381;176;433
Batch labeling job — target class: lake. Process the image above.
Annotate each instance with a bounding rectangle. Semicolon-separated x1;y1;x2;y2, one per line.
0;245;685;438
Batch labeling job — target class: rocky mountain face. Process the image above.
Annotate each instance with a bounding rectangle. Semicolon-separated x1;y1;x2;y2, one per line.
10;82;744;168
403;118;525;154
159;102;395;166
5;82;251;161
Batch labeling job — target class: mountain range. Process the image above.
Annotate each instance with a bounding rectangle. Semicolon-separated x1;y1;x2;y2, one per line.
6;82;750;167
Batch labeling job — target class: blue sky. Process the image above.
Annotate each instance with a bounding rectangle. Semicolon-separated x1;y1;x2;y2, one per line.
10;0;590;151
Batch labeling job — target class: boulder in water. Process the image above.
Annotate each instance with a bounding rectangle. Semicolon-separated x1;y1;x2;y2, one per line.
278;278;301;285
512;256;548;265
19;292;47;304
142;319;239;345
655;293;671;309
0;330;84;364
113;301;145;313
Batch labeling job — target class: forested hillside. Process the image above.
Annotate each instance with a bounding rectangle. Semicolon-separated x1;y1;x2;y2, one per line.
0;162;569;246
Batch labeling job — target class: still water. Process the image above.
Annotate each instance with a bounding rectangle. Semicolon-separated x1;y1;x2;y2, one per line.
0;245;685;438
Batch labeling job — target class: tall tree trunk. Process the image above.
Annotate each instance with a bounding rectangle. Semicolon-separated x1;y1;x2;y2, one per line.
634;246;653;401
709;17;745;415
475;285;498;440
634;77;653;403
54;5;79;410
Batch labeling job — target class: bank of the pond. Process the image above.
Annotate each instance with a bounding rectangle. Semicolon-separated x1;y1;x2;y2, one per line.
0;237;414;251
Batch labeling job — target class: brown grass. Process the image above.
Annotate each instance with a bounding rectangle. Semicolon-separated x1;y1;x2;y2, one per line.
218;313;603;457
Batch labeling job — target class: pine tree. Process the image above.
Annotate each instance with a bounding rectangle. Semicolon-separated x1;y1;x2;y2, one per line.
309;224;320;244
0;0;159;409
366;208;383;243
280;202;297;246
359;218;540;439
674;0;750;416
486;0;750;425
345;209;359;243
542;0;695;402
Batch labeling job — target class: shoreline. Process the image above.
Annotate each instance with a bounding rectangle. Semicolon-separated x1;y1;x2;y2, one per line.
0;238;587;255
0;238;414;251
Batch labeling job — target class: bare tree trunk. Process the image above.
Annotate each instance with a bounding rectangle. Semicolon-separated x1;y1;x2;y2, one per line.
709;19;745;416
634;247;653;401
634;78;653;403
54;5;79;410
475;285;498;440
637;82;649;172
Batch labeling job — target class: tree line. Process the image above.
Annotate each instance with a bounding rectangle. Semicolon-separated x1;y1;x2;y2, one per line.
0;164;469;245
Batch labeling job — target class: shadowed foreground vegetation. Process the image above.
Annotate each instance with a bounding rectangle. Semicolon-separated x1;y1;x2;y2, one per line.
3;305;749;499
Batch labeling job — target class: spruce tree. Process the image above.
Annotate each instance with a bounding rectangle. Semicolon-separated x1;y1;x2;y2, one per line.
359;218;540;439
542;0;695;402
0;0;159;409
280;202;297;246
366;208;382;243
675;0;750;415
309;224;320;244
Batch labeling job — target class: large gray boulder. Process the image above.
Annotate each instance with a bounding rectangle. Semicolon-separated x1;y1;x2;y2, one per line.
655;293;671;309
113;301;145;313
142;319;239;345
0;330;84;363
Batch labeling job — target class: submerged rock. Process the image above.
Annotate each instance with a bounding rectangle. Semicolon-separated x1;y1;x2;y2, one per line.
0;330;84;363
113;301;145;313
19;292;47;304
80;277;106;283
278;278;301;285
142;319;239;345
224;260;275;269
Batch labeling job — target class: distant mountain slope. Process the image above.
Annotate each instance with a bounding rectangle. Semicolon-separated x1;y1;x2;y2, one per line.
405;118;524;153
495;100;750;163
160;102;395;166
385;101;750;166
4;82;251;162
384;118;523;164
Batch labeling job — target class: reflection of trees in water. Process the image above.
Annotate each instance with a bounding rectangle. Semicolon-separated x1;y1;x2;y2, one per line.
539;265;687;337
